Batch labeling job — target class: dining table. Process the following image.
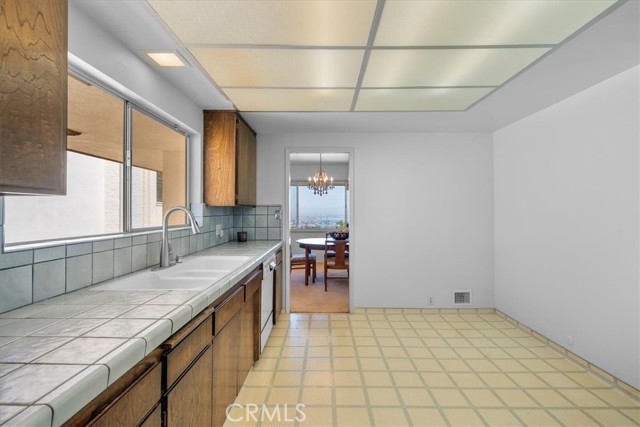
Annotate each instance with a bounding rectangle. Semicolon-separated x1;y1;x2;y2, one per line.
296;237;349;286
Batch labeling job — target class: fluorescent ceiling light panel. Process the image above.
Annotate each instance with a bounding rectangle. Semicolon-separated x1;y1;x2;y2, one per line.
146;51;187;67
375;0;618;46
189;48;365;88
223;88;354;111
355;88;493;111
363;48;550;87
147;0;376;46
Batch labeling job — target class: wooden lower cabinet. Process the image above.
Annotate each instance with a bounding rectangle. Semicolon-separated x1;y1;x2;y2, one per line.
274;250;283;324
212;313;240;427
140;404;162;427
166;345;213;427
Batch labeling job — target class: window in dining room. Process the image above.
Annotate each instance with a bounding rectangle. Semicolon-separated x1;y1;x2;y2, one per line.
289;184;348;229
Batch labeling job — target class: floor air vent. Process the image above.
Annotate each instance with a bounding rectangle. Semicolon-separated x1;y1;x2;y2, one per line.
453;291;471;305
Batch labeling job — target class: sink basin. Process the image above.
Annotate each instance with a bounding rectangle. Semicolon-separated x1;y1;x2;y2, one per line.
92;255;252;291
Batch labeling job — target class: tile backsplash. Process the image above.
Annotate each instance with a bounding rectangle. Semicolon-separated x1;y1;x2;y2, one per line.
0;200;281;314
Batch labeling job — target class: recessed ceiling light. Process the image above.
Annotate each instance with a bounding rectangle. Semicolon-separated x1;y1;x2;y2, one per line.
146;51;188;67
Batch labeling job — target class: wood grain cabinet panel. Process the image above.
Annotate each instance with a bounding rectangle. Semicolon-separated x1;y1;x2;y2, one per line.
0;0;68;195
166;345;213;427
203;111;256;206
212;313;241;427
274;250;283;324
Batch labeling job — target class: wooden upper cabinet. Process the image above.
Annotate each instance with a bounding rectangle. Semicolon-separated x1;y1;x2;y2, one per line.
203;111;256;206
0;0;68;195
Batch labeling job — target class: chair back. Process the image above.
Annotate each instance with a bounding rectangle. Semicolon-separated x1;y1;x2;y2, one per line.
325;233;348;268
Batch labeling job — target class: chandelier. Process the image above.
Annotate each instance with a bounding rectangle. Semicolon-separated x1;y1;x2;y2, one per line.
307;153;334;196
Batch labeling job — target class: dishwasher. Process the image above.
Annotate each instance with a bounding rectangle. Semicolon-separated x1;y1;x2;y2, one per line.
260;254;276;352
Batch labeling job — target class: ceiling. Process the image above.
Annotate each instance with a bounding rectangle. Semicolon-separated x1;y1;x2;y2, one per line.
71;0;639;133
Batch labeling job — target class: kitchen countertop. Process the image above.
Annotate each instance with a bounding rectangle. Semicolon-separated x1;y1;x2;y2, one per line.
0;240;282;427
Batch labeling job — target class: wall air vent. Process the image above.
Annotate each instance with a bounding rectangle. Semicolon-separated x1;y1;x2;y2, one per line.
453;291;471;305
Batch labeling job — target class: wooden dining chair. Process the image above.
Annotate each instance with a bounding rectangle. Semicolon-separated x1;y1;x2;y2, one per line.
290;245;316;284
324;234;349;291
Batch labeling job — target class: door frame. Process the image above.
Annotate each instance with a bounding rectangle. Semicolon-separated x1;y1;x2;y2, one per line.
283;147;355;314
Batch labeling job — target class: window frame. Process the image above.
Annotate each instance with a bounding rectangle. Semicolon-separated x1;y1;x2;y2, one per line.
289;181;349;230
2;70;191;250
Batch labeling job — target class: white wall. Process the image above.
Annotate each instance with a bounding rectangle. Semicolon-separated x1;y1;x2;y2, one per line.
257;133;494;308
290;163;349;182
494;66;640;389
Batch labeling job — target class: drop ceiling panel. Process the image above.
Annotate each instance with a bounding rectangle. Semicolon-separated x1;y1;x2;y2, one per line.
223;88;354;112
363;48;550;87
148;0;376;46
189;48;365;88
356;88;493;111
375;0;617;46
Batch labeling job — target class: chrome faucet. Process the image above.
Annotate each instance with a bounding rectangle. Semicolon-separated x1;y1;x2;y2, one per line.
157;206;201;269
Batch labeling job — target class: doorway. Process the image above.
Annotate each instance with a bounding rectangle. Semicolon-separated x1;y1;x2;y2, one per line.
286;150;353;313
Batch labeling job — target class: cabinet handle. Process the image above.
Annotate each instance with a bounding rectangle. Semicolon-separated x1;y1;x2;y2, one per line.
269;262;277;271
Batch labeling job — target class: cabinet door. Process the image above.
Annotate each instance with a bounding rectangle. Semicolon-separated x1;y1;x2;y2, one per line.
236;118;256;206
203;111;236;206
1;0;68;195
238;291;254;388
212;314;240;427
166;345;213;427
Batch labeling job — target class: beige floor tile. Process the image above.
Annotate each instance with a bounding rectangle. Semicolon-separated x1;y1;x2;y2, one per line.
545;358;585;372
353;336;377;346
377;337;401;346
513;409;562;426
396;329;418;337
559;389;609;407
549;409;600;426
527;346;565;359
494;389;539;407
386;358;415;371
283;337;307;347
306;358;331;371
371;407;408;427
430;348;459;359
350;328;374;337
439;359;471;372
414;359;443;372
307;336;330;346
382;347;408;358
252;357;278;371
336;407;371;426
261;346;282;358
334;371;363;386
280;347;306;358
366;387;401;406
478;373;517;388
405;347;433;358
268;387;301;405
508;372;549;388
492;359;529;372
302;407;334;427
454;348;485;359
585;409;640;427
445;338;473;348
519;358;557;372
421;372;455;387
358;358;386;371
244;370;274;387
465;359;500;373
565;371;610;388
333;357;358;371
374;329;396;337
277;358;304;371
478;409;524;426
223;406;259;427
399;337;423;347
423;338;449;348
273;371;302;386
335;387;366;405
527;389;573;407
480;348;512;359
443;408;485;426
431;388;468;407
331;336;353;346
450;372;485;388
333;346;357;357
589;388;640;407
357;347;382;358
392;371;423;387
537;372;579;388
406;408;447;426
463;389;504;407
398;387;434;406
235;386;269;405
307;347;330;358
304;371;333;386
302;387;332;405
362;371;393;386
621;408;640;423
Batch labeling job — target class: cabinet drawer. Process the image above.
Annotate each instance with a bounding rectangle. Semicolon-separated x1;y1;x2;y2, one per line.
92;363;161;427
165;315;213;388
214;286;244;335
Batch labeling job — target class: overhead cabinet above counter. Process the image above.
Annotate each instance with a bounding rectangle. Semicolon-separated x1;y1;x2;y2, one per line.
203;111;256;206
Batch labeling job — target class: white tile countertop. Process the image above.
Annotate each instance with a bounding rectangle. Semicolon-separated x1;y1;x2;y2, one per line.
0;240;282;427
